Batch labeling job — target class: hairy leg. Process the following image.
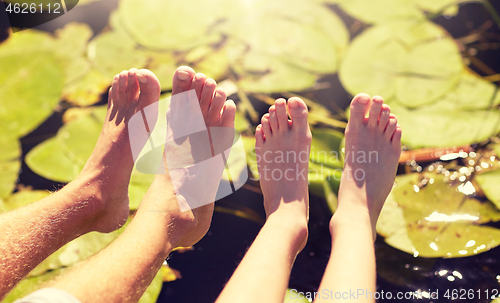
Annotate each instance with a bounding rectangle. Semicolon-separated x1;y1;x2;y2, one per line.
217;97;311;303
0;68;160;298
314;94;401;303
50;66;236;303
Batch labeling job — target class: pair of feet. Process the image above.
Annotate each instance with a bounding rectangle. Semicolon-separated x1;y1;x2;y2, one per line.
75;65;401;249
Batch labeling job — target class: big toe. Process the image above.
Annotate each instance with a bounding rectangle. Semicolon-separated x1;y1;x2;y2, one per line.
349;93;371;126
136;69;161;108
287;97;309;132
172;66;196;95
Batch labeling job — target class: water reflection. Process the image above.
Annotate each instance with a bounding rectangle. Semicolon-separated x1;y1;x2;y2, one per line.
425;211;479;222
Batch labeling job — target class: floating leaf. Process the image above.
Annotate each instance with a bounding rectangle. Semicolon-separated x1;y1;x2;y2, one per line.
475;169;500;210
62;69;110;106
117;0;225;50
377;173;500;258
0;135;21;198
340;20;463;107
138;269;163;303
284;288;311;303
0;51;64;138
387;100;500;149
310;128;344;169
26;137;81;183
0;190;50;214
335;0;423;24
2;268;67;303
29;221;128;277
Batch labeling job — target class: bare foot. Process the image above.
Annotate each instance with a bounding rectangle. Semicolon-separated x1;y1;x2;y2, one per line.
143;66;236;248
255;97;311;247
74;68;161;233
336;93;401;239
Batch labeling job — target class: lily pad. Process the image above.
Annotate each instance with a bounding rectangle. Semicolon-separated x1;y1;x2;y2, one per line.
335;0;423;24
117;0;225;50
0;51;64;138
25;136;82;183
0;136;21;198
0;189;50;213
310;128;344;169
339;20;463;108
62;68;110;106
475;169;500;210
377;173;500;258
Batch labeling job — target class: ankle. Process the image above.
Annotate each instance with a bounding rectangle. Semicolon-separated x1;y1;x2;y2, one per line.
266;210;308;251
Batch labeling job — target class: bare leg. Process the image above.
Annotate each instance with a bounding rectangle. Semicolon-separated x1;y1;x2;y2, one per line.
314;94;401;303
50;66;236;303
0;68;160;298
216;97;311;303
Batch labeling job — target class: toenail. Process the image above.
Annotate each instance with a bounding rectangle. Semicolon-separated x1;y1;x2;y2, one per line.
137;74;147;83
288;100;299;108
357;95;370;104
177;71;190;81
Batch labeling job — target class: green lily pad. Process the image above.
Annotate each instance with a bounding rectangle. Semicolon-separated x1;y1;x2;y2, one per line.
138;269;163;303
0;136;21;198
377;172;500;258
0;190;50;213
310;128;344;169
388;102;500;148
25;136;82;183
339;20;463;108
475;169;500;210
0;51;64;138
117;0;225;50
1;268;67;303
284;288;312;302
62;68;110;106
335;0;423;24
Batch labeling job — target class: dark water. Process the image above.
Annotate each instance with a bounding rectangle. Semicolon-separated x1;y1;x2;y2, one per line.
2;1;500;302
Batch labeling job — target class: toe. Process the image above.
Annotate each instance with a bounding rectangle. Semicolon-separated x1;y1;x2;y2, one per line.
378;104;391;131
111;74;119;106
192;73;207;103
118;70;128;103
255;124;264;146
275;98;288;132
349;93;371;126
200;78;216;117
392;125;402;146
208;88;226;125
136;69;161;108
126;69;140;104
220;99;236;128
268;105;278;132
367;96;383;128
384;114;397;140
287;97;309;132
172;66;196;96
261;114;272;138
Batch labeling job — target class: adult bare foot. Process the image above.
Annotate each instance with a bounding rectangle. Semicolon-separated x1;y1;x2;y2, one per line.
74;68;161;233
335;93;401;239
255;97;311;249
142;66;236;248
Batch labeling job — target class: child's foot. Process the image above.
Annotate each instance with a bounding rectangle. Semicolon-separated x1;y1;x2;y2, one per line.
336;93;401;239
145;66;236;248
74;68;161;233
255;97;311;246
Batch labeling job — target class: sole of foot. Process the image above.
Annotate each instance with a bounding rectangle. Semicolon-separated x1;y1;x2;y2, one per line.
147;66;236;248
335;93;402;239
255;97;312;249
76;68;161;233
